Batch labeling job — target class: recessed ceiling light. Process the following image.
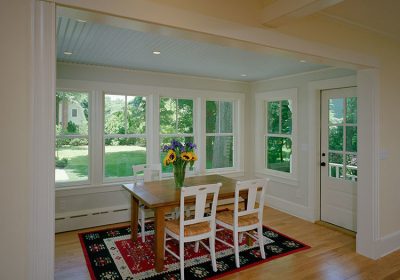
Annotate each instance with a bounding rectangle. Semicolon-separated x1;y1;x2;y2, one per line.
240;74;248;77
300;59;307;63
63;51;73;55
76;19;87;23
152;51;161;55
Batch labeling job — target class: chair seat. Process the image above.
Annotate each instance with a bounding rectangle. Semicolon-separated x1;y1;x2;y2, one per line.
216;210;259;227
165;219;211;237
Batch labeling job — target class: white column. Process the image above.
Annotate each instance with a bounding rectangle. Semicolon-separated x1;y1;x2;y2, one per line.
29;1;56;279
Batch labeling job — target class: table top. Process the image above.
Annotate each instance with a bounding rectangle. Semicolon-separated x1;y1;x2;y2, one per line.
122;174;238;208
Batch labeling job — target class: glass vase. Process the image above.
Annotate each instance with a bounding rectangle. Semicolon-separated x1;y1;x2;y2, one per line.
173;164;186;188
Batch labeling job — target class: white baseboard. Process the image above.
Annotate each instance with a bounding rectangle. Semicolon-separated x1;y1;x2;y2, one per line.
265;195;315;222
378;230;400;258
55;205;130;233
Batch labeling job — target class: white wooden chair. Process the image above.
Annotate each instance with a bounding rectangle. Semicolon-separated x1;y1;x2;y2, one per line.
164;183;221;280
215;178;268;268
132;163;162;242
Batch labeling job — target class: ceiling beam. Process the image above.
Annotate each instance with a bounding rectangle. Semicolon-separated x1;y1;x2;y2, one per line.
262;0;344;27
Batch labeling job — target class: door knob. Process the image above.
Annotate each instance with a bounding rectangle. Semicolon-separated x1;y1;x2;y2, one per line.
320;162;326;167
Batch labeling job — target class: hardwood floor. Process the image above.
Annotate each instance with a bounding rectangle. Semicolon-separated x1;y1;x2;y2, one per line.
55;207;400;280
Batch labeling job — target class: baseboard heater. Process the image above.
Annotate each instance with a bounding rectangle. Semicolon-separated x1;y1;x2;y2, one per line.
55;199;237;233
55;205;130;233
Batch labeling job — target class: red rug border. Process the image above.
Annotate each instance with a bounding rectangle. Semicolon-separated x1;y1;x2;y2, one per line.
78;224;311;280
78;230;99;280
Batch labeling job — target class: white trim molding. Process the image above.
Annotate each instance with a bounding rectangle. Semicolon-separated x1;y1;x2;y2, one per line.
265;195;315;222
254;88;298;181
356;69;381;259
378;230;400;258
29;1;56;280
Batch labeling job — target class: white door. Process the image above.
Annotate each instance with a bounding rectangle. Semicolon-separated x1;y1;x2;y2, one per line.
320;87;357;232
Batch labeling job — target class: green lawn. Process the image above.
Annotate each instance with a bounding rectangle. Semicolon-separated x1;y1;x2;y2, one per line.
56;145;146;182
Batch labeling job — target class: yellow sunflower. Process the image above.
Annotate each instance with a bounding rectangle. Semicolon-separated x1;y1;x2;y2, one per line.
190;152;198;161
162;155;169;166
166;150;176;163
181;152;192;161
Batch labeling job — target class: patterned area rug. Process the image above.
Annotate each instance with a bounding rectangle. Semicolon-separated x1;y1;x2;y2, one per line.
79;222;310;280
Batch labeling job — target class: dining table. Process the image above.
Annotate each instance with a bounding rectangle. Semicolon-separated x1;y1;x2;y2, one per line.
122;174;245;272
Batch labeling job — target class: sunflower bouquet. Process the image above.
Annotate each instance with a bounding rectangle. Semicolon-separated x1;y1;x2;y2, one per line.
162;139;198;187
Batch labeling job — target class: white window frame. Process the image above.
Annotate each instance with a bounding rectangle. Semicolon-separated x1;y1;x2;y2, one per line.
255;88;297;181
103;91;149;183
55;88;92;187
205;98;236;173
159;95;196;176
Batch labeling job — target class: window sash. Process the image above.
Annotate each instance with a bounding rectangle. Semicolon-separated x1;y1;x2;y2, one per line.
265;99;293;174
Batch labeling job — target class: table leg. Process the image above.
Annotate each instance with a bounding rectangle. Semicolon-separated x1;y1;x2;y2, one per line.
130;196;139;242
154;207;167;272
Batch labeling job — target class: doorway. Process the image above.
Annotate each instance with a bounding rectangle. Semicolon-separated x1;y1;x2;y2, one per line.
320;87;357;232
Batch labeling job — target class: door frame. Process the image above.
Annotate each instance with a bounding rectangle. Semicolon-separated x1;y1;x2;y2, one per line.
31;1;381;279
308;73;380;259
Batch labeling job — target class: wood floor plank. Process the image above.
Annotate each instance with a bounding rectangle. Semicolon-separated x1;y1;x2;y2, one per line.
55;207;400;280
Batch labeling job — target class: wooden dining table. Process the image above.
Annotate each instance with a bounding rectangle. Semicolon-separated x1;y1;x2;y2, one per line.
122;174;242;272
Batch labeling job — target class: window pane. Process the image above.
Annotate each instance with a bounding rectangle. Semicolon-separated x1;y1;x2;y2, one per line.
329;98;344;124
56;91;89;135
267;101;280;134
281;100;292;134
220;101;233;133
206;136;233;169
206;101;218;133
328;152;343;179
104;95;125;135
266;136;292;173
104;138;146;178
177;99;193;133
346;97;357;124
160;98;177;134
329;125;343;151
55;137;89;183
126;96;146;134
346;154;357;181
160;136;194;173
346;126;357;152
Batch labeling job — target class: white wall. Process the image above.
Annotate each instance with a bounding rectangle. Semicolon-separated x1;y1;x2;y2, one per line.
0;0;31;279
251;68;355;220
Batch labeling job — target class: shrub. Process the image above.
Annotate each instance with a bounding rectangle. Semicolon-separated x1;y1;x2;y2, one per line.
55;157;68;168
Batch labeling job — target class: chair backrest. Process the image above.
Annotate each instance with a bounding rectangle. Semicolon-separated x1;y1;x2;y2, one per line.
234;179;269;225
132;163;162;183
180;183;221;231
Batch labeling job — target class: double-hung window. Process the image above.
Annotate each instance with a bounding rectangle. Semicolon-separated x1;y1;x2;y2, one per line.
104;93;147;179
159;97;194;173
265;98;294;174
55;90;90;184
206;100;234;170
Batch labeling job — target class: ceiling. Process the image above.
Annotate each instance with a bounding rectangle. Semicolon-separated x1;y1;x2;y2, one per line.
56;14;330;82
261;0;400;42
320;0;400;42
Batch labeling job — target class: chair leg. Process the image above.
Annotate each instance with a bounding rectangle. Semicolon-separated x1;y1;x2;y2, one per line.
257;225;266;259
233;230;240;268
164;231;167;259
194;241;200;253
179;240;185;280
239;232;244;242
140;207;145;243
209;236;217;272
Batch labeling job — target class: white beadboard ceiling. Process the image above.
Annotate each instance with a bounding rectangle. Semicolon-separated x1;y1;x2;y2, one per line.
56;15;330;81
